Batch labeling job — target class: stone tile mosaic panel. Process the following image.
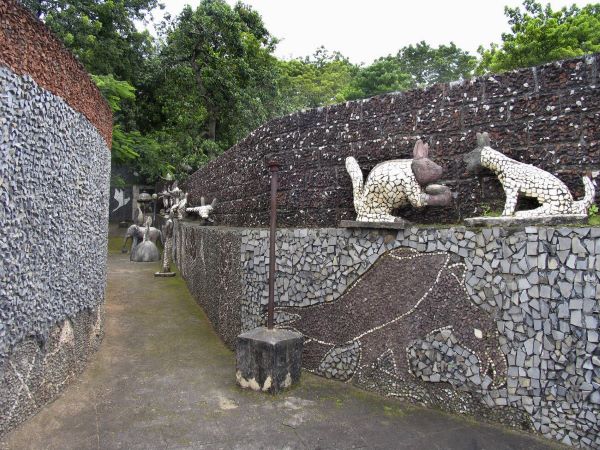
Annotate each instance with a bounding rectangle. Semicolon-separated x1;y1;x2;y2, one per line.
0;306;103;435
232;225;600;447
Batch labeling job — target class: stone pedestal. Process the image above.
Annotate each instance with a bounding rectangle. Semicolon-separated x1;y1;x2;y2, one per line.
236;327;303;394
339;219;411;230
464;214;587;227
154;271;176;277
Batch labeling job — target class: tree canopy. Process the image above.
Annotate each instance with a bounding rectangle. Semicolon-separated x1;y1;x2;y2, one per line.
25;0;600;184
478;0;600;73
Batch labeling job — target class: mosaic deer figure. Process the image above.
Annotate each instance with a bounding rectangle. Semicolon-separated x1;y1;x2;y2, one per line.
464;132;595;217
346;140;452;222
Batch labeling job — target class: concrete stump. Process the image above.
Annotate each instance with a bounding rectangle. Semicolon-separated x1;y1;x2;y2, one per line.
236;327;303;394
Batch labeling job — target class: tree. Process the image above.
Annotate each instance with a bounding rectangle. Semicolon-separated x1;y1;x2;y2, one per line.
395;41;477;88
22;0;161;83
160;0;279;142
277;47;359;111
348;56;411;99
478;1;600;73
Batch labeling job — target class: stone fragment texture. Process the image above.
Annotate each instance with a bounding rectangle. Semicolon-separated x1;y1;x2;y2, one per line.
0;0;112;146
185;54;600;227
0;66;110;434
0;307;103;436
175;223;600;448
172;223;243;350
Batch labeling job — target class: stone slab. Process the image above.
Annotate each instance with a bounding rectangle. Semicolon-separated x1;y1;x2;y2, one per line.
154;272;176;277
464;214;588;227
236;327;303;394
339;219;412;230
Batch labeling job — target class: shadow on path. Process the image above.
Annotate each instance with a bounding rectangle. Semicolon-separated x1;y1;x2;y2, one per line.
1;241;563;449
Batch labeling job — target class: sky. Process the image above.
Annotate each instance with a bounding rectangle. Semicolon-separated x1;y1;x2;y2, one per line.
146;0;594;65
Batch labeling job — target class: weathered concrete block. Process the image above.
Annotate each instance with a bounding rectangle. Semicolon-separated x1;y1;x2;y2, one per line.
236;327;303;394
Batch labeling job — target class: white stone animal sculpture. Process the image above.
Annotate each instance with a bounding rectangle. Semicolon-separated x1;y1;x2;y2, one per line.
186;197;217;223
121;223;162;257
464;132;595;217
345;140;452;222
171;192;188;219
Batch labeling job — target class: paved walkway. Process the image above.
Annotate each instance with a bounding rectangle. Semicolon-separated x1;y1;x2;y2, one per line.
2;240;562;449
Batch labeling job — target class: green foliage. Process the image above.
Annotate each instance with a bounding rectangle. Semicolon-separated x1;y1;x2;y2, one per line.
30;0;600;188
159;0;279;142
395;41;477;88
348;56;411;99
91;74;135;112
589;204;600;226
481;203;503;217
23;0;161;82
92;74;140;164
477;1;600;73
277;47;359;110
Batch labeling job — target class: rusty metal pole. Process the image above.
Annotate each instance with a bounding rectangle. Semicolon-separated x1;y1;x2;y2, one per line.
267;161;280;330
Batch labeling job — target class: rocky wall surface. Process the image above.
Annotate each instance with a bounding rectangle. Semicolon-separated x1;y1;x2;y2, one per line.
0;63;110;432
0;0;113;145
174;222;600;448
0;306;103;435
172;223;243;349
186;54;600;227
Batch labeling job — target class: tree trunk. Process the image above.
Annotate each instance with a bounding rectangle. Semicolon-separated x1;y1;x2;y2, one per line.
207;117;217;141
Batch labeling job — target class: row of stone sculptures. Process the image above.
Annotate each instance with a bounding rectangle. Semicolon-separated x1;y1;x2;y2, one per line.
347;133;596;224
121;181;218;274
122;131;595;262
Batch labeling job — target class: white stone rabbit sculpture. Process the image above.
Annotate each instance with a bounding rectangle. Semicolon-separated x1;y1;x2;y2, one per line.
346;140;451;222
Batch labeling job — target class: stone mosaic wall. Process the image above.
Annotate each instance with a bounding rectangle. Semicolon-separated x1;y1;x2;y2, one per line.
0;10;111;432
172;223;243;349
186;53;600;227
0;307;104;435
175;222;600;448
0;0;113;145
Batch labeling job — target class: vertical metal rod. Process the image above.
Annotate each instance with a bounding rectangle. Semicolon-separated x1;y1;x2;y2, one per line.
267;161;280;330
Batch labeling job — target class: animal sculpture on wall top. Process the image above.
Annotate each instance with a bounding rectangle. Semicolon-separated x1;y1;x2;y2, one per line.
186;197;217;224
464;132;596;217
346;140;452;222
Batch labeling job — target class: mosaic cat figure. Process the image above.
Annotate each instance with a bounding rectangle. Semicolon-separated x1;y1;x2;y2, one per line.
464;132;595;217
346;140;452;222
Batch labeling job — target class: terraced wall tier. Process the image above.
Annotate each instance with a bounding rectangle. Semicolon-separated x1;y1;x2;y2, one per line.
186;53;600;227
0;0;111;436
175;222;600;448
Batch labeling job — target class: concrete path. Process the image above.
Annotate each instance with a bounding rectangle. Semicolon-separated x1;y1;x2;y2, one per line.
2;240;562;450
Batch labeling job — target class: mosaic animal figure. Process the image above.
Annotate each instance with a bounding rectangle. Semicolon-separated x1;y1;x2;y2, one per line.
464;132;595;217
131;223;161;262
171;192;188;220
121;222;162;257
186;197;217;224
346;140;452;222
275;249;506;392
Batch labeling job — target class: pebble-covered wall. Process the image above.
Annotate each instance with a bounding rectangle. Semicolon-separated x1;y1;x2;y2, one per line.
175;222;600;448
0;0;111;436
186;53;600;227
